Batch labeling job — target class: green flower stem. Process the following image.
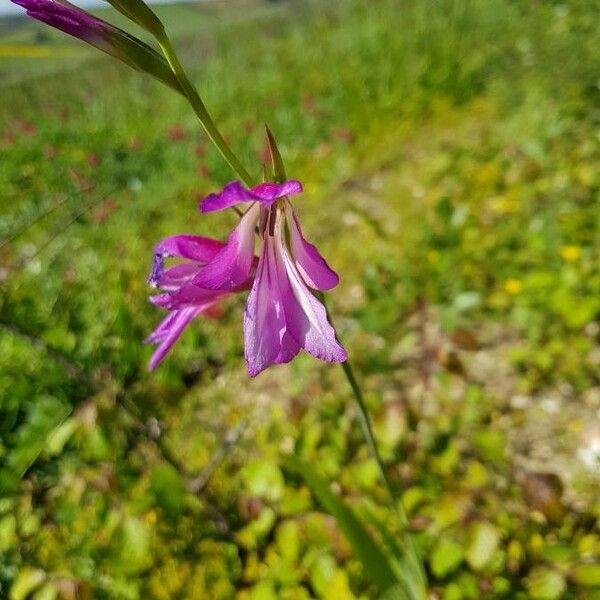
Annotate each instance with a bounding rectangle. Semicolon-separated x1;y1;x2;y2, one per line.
340;359;402;519
156;32;254;187
340;359;427;595
320;293;425;594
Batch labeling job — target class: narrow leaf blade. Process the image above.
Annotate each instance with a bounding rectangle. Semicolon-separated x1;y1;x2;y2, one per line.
265;125;287;182
285;456;404;596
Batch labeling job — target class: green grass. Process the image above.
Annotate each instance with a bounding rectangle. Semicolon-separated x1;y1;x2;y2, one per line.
1;0;599;598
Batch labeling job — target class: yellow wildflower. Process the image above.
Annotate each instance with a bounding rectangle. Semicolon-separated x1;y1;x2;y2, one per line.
560;245;581;262
504;279;523;295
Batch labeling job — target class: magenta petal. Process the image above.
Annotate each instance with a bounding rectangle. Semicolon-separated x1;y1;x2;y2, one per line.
243;219;346;377
287;209;339;291
147;306;204;370
146;309;183;343
150;286;226;310
193;204;258;290
158;263;199;287
149;293;174;308
200;181;254;213
243;240;300;377
249;180;303;205
278;242;347;364
200;180;303;212
155;235;225;263
149;235;226;287
11;0;109;46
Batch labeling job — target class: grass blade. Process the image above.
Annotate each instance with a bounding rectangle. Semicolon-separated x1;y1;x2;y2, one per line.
285;455;409;598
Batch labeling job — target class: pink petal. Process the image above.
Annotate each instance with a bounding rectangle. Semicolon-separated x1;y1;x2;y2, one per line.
155;263;199;290
193;203;259;290
287;208;339;291
149;235;225;287
155;235;225;262
146;309;182;344
243;238;300;377
277;240;347;364
147;306;205;370
149;293;174;308
243;217;346;377
249;180;303;204
150;286;227;310
200;180;303;213
200;181;254;213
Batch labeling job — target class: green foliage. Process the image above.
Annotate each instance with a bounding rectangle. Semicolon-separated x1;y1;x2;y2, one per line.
1;0;600;598
526;567;567;600
464;522;501;572
285;455;414;598
431;538;463;579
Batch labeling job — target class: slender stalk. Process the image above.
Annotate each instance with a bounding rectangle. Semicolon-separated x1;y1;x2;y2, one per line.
340;358;427;595
156;32;254;187
323;294;426;592
341;360;405;521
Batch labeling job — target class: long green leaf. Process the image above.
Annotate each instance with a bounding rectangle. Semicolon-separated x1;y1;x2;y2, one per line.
285;455;407;597
363;508;426;600
106;29;183;94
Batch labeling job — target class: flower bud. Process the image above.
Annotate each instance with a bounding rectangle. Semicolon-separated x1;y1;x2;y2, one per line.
10;0;181;93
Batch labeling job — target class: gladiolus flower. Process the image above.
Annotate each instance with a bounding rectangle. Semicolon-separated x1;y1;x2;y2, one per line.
146;234;253;370
198;180;347;377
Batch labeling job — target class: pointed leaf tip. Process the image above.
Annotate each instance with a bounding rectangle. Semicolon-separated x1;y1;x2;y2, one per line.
104;0;164;36
265;124;286;182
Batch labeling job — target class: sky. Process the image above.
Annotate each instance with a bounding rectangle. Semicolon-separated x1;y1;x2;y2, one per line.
0;0;191;16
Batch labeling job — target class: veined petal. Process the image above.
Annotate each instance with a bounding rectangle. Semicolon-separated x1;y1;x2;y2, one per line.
149;293;175;308
153;263;198;291
148;234;225;287
155;235;225;263
243;238;300;377
193;203;259;290
146;306;204;370
150;285;227;310
200;181;254;213
278;244;347;365
200;179;303;213
243;214;346;377
286;207;339;291
249;180;303;204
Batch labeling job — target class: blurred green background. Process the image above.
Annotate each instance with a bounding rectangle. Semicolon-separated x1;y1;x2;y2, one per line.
1;0;599;598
